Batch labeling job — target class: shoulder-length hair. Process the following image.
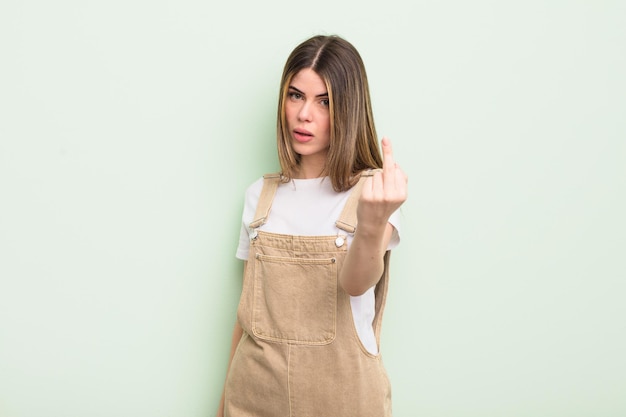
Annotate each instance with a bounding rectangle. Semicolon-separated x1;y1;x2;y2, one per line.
276;35;383;192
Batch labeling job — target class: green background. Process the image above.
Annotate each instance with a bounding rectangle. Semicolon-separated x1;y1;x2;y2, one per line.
1;1;625;416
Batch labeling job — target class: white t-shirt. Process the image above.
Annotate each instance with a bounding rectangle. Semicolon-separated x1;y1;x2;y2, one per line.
236;176;401;355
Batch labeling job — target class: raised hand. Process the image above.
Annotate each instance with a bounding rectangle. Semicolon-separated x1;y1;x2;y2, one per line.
341;137;408;295
358;137;408;232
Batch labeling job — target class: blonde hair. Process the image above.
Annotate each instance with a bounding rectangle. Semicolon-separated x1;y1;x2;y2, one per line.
276;35;383;192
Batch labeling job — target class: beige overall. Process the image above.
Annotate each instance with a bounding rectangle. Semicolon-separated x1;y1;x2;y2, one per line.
225;171;393;417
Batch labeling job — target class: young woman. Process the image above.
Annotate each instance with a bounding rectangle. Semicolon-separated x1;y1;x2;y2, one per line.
217;35;407;417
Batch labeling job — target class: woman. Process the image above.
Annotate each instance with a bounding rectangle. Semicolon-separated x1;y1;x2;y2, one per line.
217;34;407;417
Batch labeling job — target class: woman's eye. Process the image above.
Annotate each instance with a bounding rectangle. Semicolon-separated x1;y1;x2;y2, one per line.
321;99;330;107
289;92;302;100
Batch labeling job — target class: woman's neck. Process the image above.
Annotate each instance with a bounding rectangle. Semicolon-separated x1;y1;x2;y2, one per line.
295;156;327;179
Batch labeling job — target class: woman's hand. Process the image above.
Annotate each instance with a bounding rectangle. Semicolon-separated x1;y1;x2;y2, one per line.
339;138;407;296
358;137;408;234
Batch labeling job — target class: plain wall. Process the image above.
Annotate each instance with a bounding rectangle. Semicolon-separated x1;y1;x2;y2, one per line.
1;1;625;416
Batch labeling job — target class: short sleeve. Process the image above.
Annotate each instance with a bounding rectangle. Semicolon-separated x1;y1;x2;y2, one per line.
236;221;251;261
235;177;264;261
387;208;402;251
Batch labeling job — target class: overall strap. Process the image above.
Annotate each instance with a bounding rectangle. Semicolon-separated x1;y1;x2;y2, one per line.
335;169;382;234
249;173;281;229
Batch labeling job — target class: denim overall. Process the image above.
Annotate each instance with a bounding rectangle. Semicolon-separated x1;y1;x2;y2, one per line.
225;171;393;417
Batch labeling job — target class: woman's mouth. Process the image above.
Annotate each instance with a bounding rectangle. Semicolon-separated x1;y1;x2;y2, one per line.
293;128;313;143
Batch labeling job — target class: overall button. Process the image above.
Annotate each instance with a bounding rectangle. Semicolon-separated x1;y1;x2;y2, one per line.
335;236;345;247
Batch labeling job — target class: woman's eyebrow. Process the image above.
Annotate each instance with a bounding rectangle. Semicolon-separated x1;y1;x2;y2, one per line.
288;86;328;98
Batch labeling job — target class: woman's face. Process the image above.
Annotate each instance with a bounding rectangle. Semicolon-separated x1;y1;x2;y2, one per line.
285;68;331;168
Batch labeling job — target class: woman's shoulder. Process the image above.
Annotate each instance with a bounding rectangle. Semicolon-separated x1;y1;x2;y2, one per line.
245;176;265;191
243;176;265;202
243;172;284;203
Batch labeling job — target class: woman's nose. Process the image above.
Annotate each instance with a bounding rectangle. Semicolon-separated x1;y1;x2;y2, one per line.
298;102;312;122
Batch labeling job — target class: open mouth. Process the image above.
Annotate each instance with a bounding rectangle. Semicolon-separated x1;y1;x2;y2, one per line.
293;129;313;142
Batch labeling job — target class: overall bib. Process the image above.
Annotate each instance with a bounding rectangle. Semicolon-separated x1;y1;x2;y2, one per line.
225;171;393;417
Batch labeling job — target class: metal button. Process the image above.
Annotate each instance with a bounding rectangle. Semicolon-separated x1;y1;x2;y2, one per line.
335;236;345;247
250;229;258;241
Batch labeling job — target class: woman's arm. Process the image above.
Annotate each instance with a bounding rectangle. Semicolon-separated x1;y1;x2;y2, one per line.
215;263;246;417
339;138;407;296
216;321;243;417
340;222;394;296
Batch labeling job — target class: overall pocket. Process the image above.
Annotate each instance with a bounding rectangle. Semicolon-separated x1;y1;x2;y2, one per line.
252;253;337;345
